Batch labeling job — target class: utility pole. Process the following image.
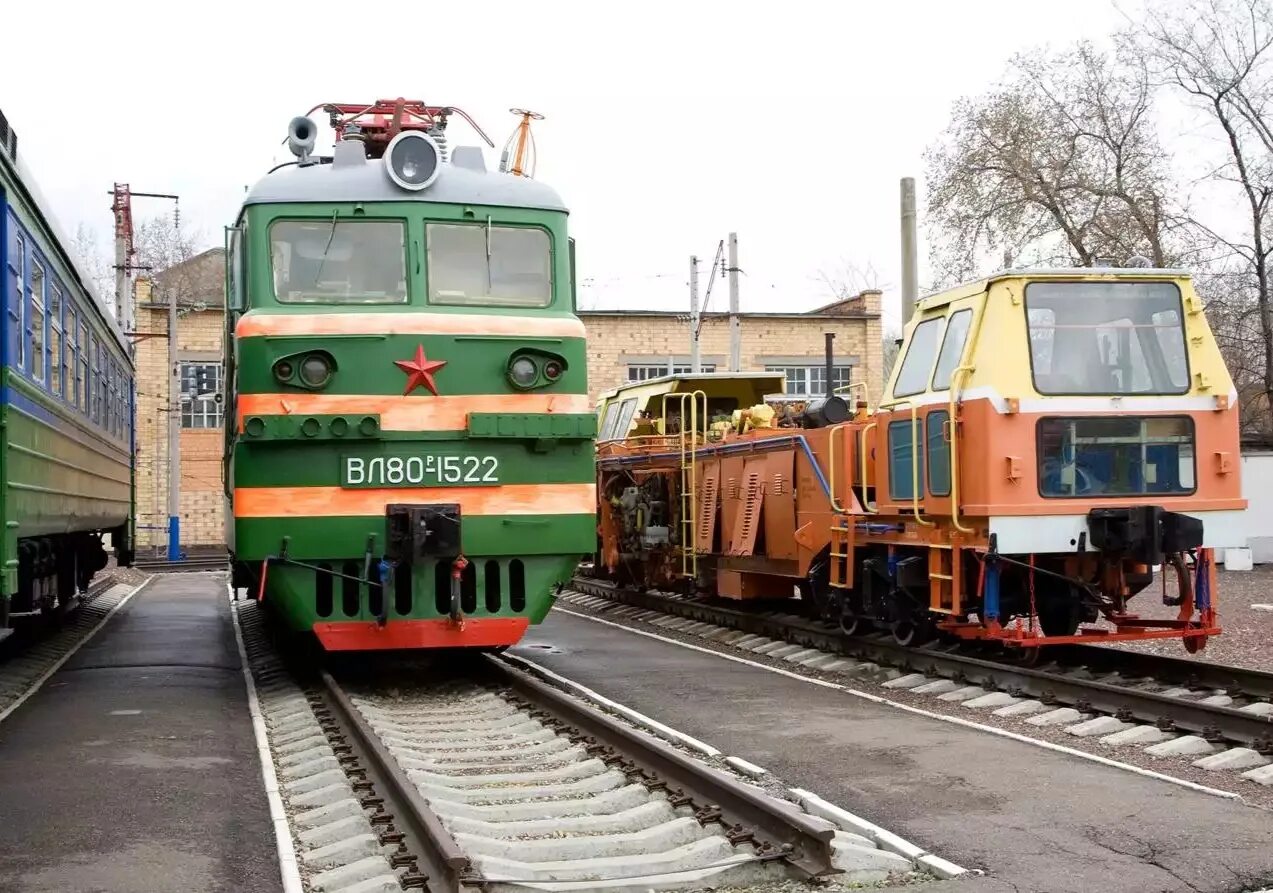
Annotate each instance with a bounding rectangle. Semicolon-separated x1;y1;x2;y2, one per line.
900;177;918;329
727;232;741;371
167;285;181;562
689;256;701;373
110;185;179;354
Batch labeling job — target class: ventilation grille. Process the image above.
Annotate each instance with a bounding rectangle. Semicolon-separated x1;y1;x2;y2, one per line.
0;107;16;162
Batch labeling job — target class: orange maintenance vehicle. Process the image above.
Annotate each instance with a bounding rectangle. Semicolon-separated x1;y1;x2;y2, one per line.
591;264;1246;656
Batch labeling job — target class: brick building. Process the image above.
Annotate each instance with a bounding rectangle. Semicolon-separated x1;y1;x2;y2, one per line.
133;248;227;552
579;289;884;406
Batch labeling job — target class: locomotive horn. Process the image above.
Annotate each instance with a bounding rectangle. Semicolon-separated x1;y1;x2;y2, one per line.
287;116;317;161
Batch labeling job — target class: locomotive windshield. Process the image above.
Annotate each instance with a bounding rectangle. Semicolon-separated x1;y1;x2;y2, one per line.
270;219;408;304
426;223;552;308
1025;281;1189;395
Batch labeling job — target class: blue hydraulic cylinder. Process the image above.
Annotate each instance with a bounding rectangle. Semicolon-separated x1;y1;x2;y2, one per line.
984;562;1001;622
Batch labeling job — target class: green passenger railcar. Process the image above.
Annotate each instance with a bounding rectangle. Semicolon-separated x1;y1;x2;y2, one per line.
225;101;595;651
0;107;135;642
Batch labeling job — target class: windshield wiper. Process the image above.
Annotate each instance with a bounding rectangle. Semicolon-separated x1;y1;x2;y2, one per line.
313;210;339;287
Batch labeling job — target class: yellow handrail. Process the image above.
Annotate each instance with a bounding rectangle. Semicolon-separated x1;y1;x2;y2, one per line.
948;365;974;534
945;292;987;535
834;381;873;415
889;400;933;527
827;424;849;513
858;422;877;514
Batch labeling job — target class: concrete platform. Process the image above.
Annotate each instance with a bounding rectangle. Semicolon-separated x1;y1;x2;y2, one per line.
0;574;280;892
513;610;1273;893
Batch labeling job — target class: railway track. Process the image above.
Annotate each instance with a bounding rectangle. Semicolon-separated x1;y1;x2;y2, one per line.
564;575;1273;785
134;555;227;574
233;595;945;893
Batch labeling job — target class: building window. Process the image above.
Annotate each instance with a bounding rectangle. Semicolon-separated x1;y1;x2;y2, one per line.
626;363;715;382
181;362;223;428
765;364;851;397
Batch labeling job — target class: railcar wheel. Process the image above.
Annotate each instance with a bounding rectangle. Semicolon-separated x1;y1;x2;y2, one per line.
891;618;933;647
840;614;871;636
1037;596;1083;638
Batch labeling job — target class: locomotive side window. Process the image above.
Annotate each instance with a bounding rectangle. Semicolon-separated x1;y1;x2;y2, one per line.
426;223;552;308
1037;416;1196;497
1025;281;1189;395
269;219;407;304
888;419;926;500
893;317;944;398
931;309;972;390
926;410;951;496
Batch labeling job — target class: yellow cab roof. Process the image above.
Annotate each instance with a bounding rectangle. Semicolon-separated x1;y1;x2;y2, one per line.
595;372;788;412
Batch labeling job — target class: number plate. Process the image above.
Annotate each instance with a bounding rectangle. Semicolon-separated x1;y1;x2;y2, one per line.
342;454;500;488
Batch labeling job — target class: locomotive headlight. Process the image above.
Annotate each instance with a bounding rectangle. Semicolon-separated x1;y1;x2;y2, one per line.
300;354;332;387
385;131;442;191
508;356;539;388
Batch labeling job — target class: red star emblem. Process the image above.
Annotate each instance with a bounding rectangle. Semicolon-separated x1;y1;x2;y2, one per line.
394;345;447;395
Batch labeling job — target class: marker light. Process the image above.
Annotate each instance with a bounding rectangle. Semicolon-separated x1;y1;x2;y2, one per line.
300;354;332;387
509;356;539;388
543;360;563;381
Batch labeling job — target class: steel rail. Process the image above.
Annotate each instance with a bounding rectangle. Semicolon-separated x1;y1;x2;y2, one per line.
484;656;838;879
568;577;1273;751
134;557;227;573
319;669;478;893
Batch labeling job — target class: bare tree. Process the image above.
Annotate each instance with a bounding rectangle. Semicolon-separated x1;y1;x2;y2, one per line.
70;223;116;306
924;40;1180;286
813;259;888;300
134;214;220;312
1135;0;1273;432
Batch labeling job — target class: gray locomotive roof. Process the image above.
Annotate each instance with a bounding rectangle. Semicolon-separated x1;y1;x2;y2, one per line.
243;143;569;212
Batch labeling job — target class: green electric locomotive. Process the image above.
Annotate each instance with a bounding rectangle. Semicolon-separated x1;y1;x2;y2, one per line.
224;100;595;651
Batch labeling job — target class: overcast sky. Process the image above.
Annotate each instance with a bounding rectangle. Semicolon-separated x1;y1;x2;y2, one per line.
3;0;1141;334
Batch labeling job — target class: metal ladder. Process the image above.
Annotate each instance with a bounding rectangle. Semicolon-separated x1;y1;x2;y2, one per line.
827;424;856;591
664;391;707;579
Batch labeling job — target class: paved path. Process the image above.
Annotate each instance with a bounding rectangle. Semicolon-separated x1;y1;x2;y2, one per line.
0;574;280;893
512;608;1273;893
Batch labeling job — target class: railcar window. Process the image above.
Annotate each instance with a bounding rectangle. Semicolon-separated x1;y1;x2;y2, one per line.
426;223;552;308
50;284;63;398
892;317;944;398
65;307;77;406
1025;281;1189;395
931;309;972;390
9;229;24;371
269;219;408;304
1038;416;1196;497
77;319;88;414
30;260;45;383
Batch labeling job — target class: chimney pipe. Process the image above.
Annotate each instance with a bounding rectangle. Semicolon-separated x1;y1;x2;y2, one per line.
825;331;835;398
